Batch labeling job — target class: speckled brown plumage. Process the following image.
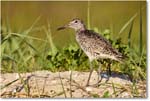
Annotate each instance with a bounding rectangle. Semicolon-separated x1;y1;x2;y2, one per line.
57;18;125;86
76;29;124;62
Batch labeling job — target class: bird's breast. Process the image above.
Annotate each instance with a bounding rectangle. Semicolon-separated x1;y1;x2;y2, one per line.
76;33;94;58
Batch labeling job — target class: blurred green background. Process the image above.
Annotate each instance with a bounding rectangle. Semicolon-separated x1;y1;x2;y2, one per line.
1;1;147;98
1;1;147;83
1;1;146;48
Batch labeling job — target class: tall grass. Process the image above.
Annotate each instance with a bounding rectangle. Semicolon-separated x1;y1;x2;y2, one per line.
87;0;91;29
127;21;133;48
139;3;143;56
1;17;49;72
1;1;146;98
1;16;48;96
1;1;146;81
44;21;58;56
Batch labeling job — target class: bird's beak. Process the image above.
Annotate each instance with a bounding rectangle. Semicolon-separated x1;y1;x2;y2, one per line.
57;24;68;31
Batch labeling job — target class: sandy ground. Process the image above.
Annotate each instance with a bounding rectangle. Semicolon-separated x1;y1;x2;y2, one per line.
0;70;146;98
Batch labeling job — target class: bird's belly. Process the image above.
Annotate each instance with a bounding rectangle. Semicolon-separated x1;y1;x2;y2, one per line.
77;42;96;60
76;36;97;60
77;41;116;60
82;48;96;61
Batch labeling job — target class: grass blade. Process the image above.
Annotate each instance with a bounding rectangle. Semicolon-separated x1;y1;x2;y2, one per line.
59;72;67;98
112;82;117;97
44;22;57;55
139;3;143;56
23;16;41;35
128;21;134;48
69;70;73;98
118;13;137;36
118;5;146;37
87;0;91;29
24;39;39;53
10;33;47;42
1;78;19;90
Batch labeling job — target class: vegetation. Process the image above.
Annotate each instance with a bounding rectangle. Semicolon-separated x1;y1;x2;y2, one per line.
1;1;146;98
1;20;146;81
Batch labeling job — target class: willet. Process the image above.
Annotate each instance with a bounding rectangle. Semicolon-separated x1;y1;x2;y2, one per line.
57;18;125;86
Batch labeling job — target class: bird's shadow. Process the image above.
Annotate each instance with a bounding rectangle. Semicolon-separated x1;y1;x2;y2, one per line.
100;71;132;82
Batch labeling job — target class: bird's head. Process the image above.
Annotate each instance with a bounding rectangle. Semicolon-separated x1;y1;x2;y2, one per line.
57;18;86;31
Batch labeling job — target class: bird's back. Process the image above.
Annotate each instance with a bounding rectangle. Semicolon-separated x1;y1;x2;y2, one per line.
76;30;124;62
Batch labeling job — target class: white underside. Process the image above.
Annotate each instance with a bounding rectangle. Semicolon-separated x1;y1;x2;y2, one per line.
85;51;117;62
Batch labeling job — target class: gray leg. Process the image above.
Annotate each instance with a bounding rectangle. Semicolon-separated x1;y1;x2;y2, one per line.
107;62;111;76
89;61;112;87
92;61;112;86
86;61;93;86
98;63;102;81
105;62;112;82
91;63;103;87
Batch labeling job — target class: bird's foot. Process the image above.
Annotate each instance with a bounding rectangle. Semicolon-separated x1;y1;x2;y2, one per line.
89;72;110;87
85;77;103;87
101;72;110;83
90;79;102;87
85;72;110;87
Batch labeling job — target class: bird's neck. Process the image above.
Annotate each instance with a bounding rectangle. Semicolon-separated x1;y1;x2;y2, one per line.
76;26;86;33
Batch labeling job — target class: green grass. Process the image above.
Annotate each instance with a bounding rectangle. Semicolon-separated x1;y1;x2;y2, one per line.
1;9;146;81
1;1;146;98
1;21;146;81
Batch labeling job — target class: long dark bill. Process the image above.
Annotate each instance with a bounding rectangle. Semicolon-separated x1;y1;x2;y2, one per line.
57;26;66;31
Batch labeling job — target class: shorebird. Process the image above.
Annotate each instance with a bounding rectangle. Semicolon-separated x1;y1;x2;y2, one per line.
57;18;125;86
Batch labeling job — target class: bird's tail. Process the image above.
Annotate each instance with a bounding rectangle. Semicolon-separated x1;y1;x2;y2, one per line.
115;54;128;63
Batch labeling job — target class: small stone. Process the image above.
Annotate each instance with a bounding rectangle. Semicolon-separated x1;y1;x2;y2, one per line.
85;87;93;92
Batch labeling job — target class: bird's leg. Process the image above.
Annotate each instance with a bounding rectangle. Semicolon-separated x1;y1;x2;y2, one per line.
98;63;103;82
105;61;112;82
107;63;111;76
91;62;103;87
97;64;101;82
86;61;93;86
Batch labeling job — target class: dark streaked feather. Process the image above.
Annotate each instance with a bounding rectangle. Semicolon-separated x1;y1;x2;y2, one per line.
76;29;126;62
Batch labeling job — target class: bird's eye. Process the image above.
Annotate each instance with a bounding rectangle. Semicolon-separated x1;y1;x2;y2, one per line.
74;20;78;23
